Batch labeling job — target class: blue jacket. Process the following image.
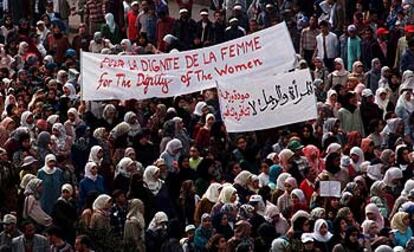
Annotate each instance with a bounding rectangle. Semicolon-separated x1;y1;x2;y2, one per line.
79;176;105;208
401;49;414;73
37;168;64;215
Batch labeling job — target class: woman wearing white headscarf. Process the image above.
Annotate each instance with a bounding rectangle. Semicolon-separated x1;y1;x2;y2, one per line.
20;111;35;140
23;178;52;227
312;219;333;251
143;166;164;196
100;104;118;129
124;111;141;138
210;185;237;218
124;147;144;174
375;88;392;116
120;39;133;54
124;199;146;252
37;154;64;215
233;170;254;204
101;13;122;44
62;83;78;101
365;203;384;230
195;182;222;225
64;107;85;138
395;88;414;135
50;122;73;158
350;146;365;172
88;145;104;166
146;211;169;251
113;157;137;193
382;167;403;189
361;219;378;242
265;205;289;235
144;165;175;217
79;162;105;208
90;194;112;230
159;138;182;173
20;111;34;130
327;58;350;89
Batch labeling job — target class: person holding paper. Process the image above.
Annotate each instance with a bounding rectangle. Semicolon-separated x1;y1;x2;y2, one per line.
318;152;349;189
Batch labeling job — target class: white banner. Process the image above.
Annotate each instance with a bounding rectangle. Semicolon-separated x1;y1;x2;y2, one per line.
81;22;296;101
217;69;317;132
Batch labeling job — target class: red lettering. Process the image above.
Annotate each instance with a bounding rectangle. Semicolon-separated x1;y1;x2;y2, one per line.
96;72;112;90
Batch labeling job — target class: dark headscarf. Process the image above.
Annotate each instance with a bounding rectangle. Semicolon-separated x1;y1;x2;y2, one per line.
325;152;341;174
342;92;357;113
343;226;363;251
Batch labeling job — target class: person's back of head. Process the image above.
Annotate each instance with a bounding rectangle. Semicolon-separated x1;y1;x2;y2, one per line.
75;235;94;252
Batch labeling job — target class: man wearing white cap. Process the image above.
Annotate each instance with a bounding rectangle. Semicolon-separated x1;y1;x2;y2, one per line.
195;9;213;47
224;0;246;21
224;17;246;41
172;8;197;50
0;214;22;247
230;3;249;31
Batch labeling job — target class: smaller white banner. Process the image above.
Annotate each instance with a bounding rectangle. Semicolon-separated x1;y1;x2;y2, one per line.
217;69;317;133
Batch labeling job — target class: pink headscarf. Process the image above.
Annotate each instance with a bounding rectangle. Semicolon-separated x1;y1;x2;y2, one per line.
303;145;325;173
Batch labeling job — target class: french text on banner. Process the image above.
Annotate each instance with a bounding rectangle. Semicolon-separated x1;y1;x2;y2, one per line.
81;22;297;101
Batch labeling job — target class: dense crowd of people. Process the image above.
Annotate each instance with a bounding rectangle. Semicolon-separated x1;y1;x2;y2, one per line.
2;0;414;251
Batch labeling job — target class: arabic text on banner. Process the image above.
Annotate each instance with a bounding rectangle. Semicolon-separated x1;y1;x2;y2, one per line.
217;69;318;133
81;22;296;101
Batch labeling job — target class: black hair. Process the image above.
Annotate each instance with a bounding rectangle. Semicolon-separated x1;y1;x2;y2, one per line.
46;226;64;239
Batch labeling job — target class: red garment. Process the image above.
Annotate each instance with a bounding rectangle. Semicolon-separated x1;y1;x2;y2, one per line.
156;17;175;52
46;34;70;64
299;179;314;203
127;10;138;41
303;145;325;173
195;127;210;150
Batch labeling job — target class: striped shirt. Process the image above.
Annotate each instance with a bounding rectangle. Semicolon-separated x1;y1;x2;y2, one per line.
86;0;105;23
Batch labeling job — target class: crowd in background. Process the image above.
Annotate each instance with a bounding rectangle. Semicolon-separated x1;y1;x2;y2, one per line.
2;0;414;251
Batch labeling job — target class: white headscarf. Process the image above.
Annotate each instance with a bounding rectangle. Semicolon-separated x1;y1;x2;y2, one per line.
396;90;414;113
88;145;103;166
143;165;164;195
92;194;112;212
374;88;389;111
52;122;67;149
290;189;306;204
165;138;182;156
234;170;253;188
402;179;414;196
193;101;207;116
20;111;34;130
40;154;57;175
350;147;365;172
63;83;77;100
105;13;116;33
312;219;333;242
382;167;403;187
365;203;384;229
84;162;98;182
115;157;135;178
276;173;291;191
124;111;141;137
202;182;222;203
218;185;237;204
67;108;81;125
148;211;168;232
